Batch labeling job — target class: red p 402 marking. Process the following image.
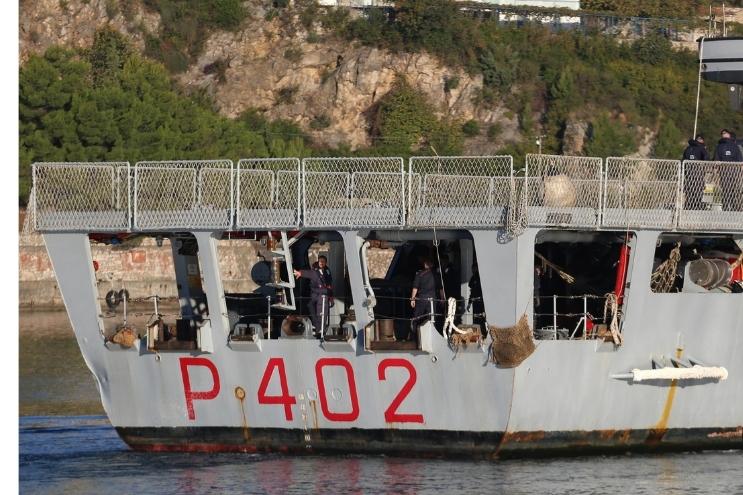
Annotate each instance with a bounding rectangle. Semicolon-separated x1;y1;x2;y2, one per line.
315;358;360;422
179;357;220;421
257;357;297;421
378;359;424;423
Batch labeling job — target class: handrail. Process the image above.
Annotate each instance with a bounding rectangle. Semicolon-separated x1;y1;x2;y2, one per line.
29;156;743;233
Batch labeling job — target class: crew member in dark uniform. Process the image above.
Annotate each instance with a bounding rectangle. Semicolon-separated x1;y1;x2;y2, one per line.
714;129;743;211
409;258;442;338
681;134;708;210
294;255;333;336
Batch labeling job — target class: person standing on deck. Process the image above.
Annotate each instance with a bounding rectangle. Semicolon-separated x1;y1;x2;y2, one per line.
713;129;743;211
409;258;443;339
294;255;333;337
681;135;708;210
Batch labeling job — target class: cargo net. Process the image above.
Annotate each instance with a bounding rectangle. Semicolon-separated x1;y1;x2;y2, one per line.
134;160;233;230
525;154;603;227
408;156;513;227
679;161;743;231
302;157;405;228
489;314;536;368
603;157;681;229
31;162;131;232
236;158;300;229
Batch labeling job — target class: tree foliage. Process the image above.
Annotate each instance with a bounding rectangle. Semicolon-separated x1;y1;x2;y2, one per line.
18;35;310;204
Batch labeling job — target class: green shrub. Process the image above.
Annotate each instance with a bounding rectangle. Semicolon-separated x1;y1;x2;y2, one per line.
310;114;331;130
487;123;501;139
444;75;459;92
276;86;299;105
585;114;636;157
462;119;480;137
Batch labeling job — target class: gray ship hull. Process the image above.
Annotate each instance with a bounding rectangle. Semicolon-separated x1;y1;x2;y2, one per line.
42;228;743;457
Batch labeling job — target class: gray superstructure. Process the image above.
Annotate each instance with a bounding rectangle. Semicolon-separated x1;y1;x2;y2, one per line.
33;153;743;457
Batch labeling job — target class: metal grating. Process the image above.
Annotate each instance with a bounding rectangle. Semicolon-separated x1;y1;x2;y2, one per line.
236;158;300;229
408;156;513;227
602;157;681;229
302;157;405;228
134;160;233;230
679;160;743;231
525;154;603;227
32;162;131;231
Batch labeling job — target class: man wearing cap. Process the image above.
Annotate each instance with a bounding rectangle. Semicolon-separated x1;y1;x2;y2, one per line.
714;129;743;211
682;134;709;210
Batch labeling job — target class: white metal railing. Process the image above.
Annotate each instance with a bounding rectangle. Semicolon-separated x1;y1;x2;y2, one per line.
525;154;603;228
30;156;743;233
602;157;681;229
533;294;609;340
236;158;300;229
302;157;405;228
678;160;743;231
32;162;131;231
408;156;513;227
133;160;233;230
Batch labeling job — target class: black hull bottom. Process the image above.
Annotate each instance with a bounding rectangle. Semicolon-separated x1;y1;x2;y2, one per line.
117;426;743;459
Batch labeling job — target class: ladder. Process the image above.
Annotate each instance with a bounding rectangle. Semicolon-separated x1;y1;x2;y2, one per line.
266;231;301;311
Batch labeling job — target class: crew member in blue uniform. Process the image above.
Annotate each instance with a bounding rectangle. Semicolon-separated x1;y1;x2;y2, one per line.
409;258;442;338
681;134;708;210
294;255;333;336
714;129;743;211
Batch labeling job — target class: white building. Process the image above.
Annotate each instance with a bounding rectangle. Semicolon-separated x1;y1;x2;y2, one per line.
316;0;580;9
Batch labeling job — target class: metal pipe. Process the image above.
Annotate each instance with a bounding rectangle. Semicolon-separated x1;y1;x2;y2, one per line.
583;295;588;338
321;295;327;339
553;294;558;339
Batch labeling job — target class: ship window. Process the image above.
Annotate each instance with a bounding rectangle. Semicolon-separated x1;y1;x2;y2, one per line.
218;232;351;341
650;233;743;294
90;233;207;351
533;230;635;341
363;231;482;350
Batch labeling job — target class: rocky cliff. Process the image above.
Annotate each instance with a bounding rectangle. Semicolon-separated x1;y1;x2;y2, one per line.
19;0;522;154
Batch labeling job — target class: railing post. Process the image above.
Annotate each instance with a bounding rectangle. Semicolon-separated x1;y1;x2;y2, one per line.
553;294;558;340
583;295;588;339
321;294;326;338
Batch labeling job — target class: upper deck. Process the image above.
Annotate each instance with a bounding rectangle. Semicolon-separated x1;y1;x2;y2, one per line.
30;154;743;233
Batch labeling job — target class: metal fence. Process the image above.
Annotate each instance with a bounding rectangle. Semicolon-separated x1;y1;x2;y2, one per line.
236;158;301;229
525;154;603;227
133;160;233;230
602;157;681;229
408;156;513;228
31;156;743;233
32;162;131;231
678;161;743;231
302;157;406;228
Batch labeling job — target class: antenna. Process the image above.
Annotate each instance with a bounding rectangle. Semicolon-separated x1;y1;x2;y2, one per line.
693;37;705;139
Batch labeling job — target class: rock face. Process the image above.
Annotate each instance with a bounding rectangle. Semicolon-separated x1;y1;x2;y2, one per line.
19;0;160;63
179;16;513;150
19;0;517;151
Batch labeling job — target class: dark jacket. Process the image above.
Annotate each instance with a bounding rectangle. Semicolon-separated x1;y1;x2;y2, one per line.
682;139;708;161
714;137;743;162
413;269;438;299
300;267;332;296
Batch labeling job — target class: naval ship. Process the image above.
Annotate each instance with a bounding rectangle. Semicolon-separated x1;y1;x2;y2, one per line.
27;39;743;458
